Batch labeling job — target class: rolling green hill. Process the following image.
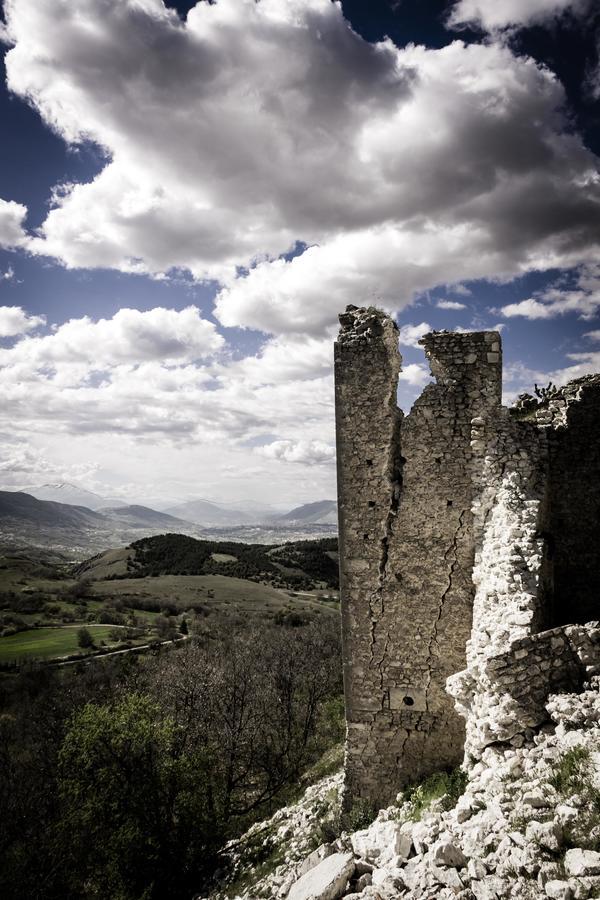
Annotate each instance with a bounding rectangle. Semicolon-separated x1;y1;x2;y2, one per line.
77;533;339;589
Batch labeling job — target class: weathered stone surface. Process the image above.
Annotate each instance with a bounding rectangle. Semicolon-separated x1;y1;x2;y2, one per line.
296;844;335;878
564;849;600;878
335;306;600;807
432;837;468;868
335;307;503;809
287;852;355;900
545;881;573;900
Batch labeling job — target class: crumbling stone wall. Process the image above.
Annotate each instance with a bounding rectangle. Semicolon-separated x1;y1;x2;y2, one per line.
335;306;502;809
335;306;600;809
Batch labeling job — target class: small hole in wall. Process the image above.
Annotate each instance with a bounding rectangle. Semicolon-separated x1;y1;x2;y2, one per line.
366;459;373;467
363;533;369;540
368;501;376;508
447;500;453;507
395;572;403;582
403;696;415;706
435;457;442;464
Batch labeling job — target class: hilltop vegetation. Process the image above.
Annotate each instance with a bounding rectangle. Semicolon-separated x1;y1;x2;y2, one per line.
111;533;340;589
0;534;343;898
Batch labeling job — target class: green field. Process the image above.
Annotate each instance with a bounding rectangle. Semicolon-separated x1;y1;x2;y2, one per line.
0;625;124;662
0;539;340;666
91;572;339;617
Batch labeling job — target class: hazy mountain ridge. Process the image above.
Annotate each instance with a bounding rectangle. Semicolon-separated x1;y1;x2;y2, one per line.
24;482;128;510
0;491;105;529
163;498;257;526
0;491;338;554
277;499;338;525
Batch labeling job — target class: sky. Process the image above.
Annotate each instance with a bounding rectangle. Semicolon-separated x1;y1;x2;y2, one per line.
0;0;599;508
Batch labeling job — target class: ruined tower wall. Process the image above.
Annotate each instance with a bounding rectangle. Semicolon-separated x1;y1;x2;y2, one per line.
448;376;600;765
335;307;502;810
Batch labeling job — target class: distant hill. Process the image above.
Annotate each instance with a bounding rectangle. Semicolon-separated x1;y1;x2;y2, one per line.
76;532;339;588
24;482;127;510
0;491;202;555
99;505;194;529
277;500;338;525
164;498;256;526
0;491;105;529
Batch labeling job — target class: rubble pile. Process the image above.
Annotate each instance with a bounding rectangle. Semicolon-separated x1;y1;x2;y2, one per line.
216;680;600;900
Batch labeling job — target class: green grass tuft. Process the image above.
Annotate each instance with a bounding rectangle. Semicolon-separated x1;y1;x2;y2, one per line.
549;745;591;794
400;767;468;821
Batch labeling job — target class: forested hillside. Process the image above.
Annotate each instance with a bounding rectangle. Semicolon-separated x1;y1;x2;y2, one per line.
102;533;340;589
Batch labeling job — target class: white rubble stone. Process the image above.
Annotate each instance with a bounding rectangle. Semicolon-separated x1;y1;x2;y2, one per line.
545;881;573;900
287;852;355;900
296;844;335;878
564;849;600;878
432;837;467;868
522;790;550;808
525;819;562;851
350;820;404;864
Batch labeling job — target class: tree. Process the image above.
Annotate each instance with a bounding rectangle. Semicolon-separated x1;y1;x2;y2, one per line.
58;693;214;899
76;626;94;649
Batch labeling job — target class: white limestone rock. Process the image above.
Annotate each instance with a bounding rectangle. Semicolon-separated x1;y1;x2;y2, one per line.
545;881;573;900
432;837;467;868
287;852;355;900
564;849;600;878
350;819;404;863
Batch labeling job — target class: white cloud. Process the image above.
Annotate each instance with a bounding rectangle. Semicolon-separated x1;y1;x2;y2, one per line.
256;439;335;466
448;0;590;31
398;362;432;387
436;299;467;310
0;440;97;488
498;265;600;320
0;306;46;337
0;305;223;367
1;266;15;281
0;198;29;249
398;322;432;348
229;334;334;386
584;329;600;341
0;306;335;463
1;0;598;335
499;298;556;320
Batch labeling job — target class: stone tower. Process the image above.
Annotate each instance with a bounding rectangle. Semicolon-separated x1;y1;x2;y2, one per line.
335;305;502;810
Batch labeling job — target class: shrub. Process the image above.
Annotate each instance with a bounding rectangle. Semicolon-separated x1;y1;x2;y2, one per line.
345;796;377;831
76;627;94;649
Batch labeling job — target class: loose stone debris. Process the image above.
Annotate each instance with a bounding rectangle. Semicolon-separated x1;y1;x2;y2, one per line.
212;680;600;900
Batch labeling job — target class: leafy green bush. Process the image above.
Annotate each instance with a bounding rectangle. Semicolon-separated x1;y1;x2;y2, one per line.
549;746;600;851
76;626;94;649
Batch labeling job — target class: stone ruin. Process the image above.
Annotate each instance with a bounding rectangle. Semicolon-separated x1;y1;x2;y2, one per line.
334;305;600;811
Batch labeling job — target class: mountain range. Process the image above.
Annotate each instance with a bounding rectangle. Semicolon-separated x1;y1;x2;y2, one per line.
17;483;337;526
0;488;338;554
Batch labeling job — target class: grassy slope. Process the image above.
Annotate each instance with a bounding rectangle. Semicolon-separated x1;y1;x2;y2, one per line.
0;537;341;663
0;625;123;662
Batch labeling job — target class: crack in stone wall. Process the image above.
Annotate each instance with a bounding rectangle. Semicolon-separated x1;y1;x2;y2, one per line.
335;306;502;811
423;508;467;713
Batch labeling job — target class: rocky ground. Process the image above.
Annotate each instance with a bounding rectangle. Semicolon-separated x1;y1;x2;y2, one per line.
210;679;600;900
